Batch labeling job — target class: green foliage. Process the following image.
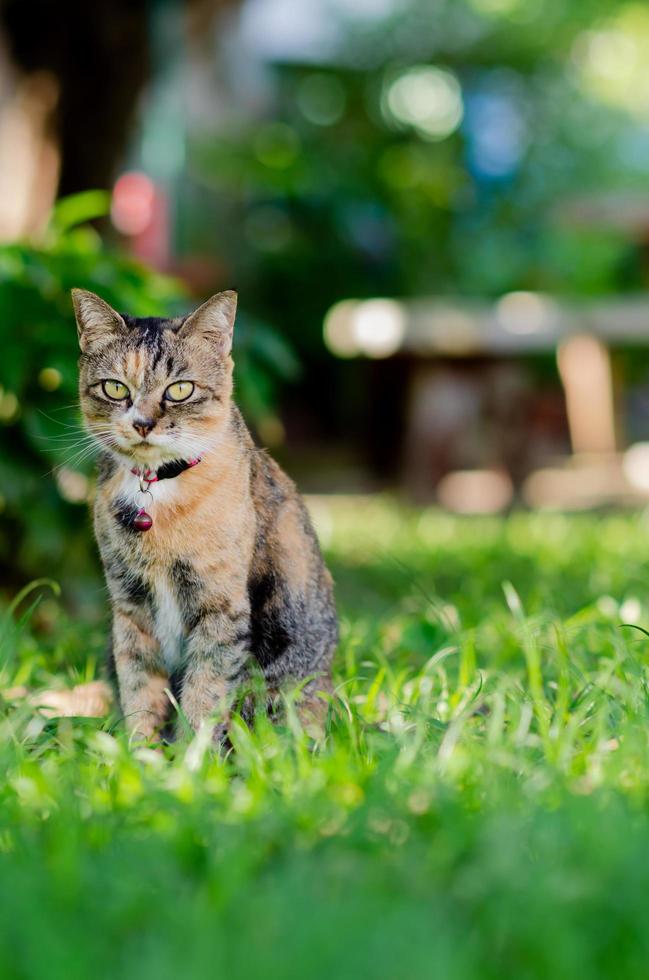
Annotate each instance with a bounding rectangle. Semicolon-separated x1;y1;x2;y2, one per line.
3;503;649;978
182;0;645;387
0;195;185;594
0;194;298;593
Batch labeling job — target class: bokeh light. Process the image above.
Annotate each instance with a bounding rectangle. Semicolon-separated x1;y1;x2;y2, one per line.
623;442;649;491
573;6;649;118
324;299;406;358
464;81;528;180
382;65;464;141
254;123;301;168
55;468;89;504
0;388;18;422
437;469;514;514
38;367;62;391
297;73;346;125
467;0;545;22
496;292;558;335
111;172;155;236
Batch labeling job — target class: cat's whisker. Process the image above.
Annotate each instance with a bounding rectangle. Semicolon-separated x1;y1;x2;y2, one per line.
49;433;117;473
39;431;108;446
41;402;84;413
40;430;115;453
37;409;85;429
52;446;102;471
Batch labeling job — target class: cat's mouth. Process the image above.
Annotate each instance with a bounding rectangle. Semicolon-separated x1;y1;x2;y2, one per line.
108;434;164;465
129;440;161;460
121;437;154;452
105;429;205;468
121;438;184;467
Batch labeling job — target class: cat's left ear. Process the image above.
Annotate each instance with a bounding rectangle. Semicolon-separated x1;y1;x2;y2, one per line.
71;289;126;352
180;290;237;356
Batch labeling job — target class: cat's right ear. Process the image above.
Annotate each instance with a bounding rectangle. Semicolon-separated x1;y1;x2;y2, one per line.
179;290;237;356
71;289;126;351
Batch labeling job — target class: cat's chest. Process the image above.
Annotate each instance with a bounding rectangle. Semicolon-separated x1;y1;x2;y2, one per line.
111;468;184;513
101;472;189;670
152;575;185;672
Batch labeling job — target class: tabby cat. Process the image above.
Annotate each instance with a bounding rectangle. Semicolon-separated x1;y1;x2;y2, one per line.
72;288;337;741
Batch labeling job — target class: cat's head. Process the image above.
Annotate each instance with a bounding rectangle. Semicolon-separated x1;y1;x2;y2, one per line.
72;289;237;469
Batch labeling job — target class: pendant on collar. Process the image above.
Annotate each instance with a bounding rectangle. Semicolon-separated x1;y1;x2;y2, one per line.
133;508;153;532
129;456;202;532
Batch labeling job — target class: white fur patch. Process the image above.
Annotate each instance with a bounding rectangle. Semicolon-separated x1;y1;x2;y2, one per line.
113;467;183;512
153;577;185;672
111;463;193;671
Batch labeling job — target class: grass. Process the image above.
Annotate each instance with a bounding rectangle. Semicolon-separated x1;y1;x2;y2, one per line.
4;499;649;979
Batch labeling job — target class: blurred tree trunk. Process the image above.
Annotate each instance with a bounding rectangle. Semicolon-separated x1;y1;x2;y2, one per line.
0;0;149;197
0;0;239;238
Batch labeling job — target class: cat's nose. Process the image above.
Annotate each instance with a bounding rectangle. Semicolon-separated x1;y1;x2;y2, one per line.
132;417;156;439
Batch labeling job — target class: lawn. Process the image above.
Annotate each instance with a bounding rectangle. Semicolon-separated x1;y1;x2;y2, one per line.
3;499;649;980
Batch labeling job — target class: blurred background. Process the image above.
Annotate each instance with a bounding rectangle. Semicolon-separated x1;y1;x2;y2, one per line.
2;0;649;610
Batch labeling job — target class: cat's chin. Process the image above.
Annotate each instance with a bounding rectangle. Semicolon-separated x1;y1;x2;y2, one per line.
110;443;179;469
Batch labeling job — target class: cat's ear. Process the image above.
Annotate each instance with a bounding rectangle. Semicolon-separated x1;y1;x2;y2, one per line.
180;290;237;356
71;289;126;351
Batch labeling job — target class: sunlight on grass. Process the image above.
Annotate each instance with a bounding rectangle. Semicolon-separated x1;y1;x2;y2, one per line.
3;501;649;978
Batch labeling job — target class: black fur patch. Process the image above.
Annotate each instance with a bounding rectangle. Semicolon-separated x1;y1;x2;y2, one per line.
113;498;140;533
121;314;171;336
248;570;291;668
108;552;150;605
119;570;149;605
171;559;204;631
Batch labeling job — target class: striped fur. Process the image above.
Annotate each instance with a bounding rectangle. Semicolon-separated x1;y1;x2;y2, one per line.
73;289;337;742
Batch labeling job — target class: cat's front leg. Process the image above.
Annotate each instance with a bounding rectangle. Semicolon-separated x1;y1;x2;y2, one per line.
112;606;170;741
180;605;250;739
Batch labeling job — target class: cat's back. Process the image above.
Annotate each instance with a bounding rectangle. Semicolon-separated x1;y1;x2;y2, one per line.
246;442;338;678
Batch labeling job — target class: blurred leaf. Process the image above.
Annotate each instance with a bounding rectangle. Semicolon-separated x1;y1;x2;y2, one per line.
0;194;300;593
49;190;111;233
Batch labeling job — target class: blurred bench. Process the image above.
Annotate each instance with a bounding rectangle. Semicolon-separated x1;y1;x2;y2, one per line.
325;293;649;506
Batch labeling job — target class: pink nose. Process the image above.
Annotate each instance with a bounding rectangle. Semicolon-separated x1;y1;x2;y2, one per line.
133;417;155;438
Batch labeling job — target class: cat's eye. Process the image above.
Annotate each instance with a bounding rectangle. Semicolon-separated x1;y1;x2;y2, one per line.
164;381;195;403
102;380;130;401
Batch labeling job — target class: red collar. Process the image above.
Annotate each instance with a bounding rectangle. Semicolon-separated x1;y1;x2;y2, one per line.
130;456;202;484
129;456;202;533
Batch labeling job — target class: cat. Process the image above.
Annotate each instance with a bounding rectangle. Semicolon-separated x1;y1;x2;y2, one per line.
72;288;338;742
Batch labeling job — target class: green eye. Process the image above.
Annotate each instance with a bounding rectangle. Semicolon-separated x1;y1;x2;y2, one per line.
165;381;195;403
102;380;130;401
